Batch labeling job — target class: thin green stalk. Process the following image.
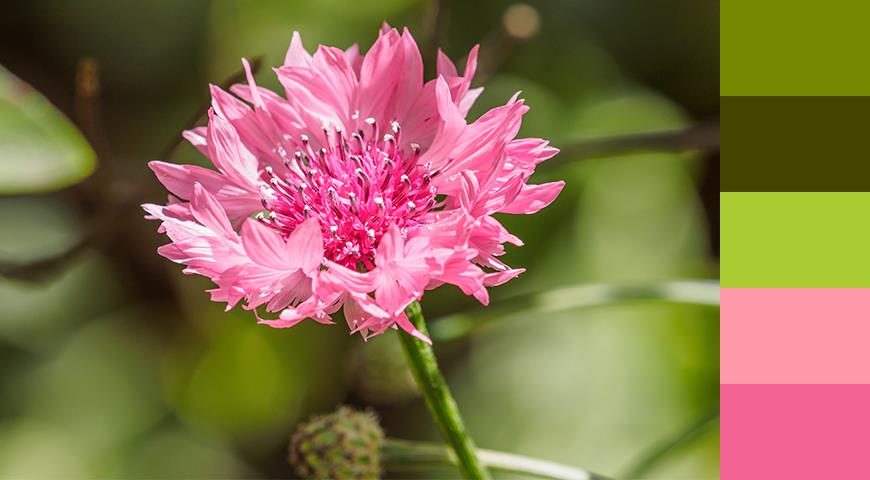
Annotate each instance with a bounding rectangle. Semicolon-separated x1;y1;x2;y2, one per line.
398;301;492;479
621;407;720;479
384;438;611;480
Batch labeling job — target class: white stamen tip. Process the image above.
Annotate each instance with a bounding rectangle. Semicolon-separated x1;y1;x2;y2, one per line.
383;134;394;142
407;201;416;210
365;117;376;125
367;229;375;239
374;197;384;205
300;134;309;142
390;121;400;133
330;225;338;233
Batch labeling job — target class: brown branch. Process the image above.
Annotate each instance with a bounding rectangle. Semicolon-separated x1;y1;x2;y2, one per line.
548;122;720;168
0;56;265;283
423;0;451;69
0;202;123;282
158;56;264;161
0;59;120;282
473;4;542;84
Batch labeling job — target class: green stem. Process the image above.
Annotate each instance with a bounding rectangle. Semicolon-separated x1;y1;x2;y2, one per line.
621;407;720;479
384;439;611;480
398;301;492;479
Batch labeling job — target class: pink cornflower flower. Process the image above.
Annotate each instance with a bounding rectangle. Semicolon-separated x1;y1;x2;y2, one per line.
144;25;563;342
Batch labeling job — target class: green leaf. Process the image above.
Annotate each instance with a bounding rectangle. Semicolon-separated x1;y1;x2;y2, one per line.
0;66;96;194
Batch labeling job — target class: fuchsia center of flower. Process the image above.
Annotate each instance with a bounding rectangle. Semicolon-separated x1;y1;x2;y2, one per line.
256;119;439;269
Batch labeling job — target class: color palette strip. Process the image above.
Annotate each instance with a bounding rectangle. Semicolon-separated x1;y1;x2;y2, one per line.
721;5;870;474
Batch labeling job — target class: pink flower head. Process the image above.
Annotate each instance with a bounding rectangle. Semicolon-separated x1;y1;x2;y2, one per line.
144;25;563;343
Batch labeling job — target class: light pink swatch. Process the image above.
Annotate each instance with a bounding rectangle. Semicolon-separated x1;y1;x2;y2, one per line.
722;384;870;479
721;288;870;384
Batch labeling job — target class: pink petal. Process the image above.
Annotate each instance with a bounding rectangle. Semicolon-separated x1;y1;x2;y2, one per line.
436;49;458;77
284;31;312;67
190;183;233;235
149;161;226;200
241;219;287;267
149;161;261;219
394;312;432;344
317;262;376;296
284;217;324;274
375;224;404;265
182;127;209;155
484;268;525;286
430;249;489;305
500;181;565;214
206;109;259;187
262;295;331;328
419;77;466;169
344;44;363;75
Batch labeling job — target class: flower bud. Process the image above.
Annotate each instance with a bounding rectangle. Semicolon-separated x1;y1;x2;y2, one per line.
289;406;384;479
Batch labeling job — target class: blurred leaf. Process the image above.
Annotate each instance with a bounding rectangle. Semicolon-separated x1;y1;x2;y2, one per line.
349;330;418;406
622;408;719;478
0;66;96;194
430;280;719;342
0;420;93;478
563;87;709;283
117;428;255;479
470;74;565;139
448;87;717;479
0;316;164;478
207;0;420;80
166;316;306;442
0;198;124;351
23;317;164;455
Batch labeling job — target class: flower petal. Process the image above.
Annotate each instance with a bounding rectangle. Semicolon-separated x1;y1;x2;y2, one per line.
500;181;565;214
284;217;324;274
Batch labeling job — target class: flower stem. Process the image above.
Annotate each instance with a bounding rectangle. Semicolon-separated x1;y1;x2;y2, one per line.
398;301;492;479
384;438;611;480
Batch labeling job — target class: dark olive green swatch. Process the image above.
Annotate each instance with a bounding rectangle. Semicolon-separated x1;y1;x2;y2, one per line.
722;96;870;192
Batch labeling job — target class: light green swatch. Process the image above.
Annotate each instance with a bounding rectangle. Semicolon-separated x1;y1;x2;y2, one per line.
722;192;870;287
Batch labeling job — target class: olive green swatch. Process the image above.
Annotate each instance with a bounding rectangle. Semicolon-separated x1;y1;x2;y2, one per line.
722;0;870;95
721;96;870;191
721;192;870;287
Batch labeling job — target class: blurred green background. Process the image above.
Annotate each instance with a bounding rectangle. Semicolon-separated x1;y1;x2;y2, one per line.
0;0;719;478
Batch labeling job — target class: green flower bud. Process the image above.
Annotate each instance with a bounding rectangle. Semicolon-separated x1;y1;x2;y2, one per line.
289;406;384;479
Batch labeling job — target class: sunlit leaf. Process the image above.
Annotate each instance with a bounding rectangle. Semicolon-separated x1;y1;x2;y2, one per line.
0;66;96;194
